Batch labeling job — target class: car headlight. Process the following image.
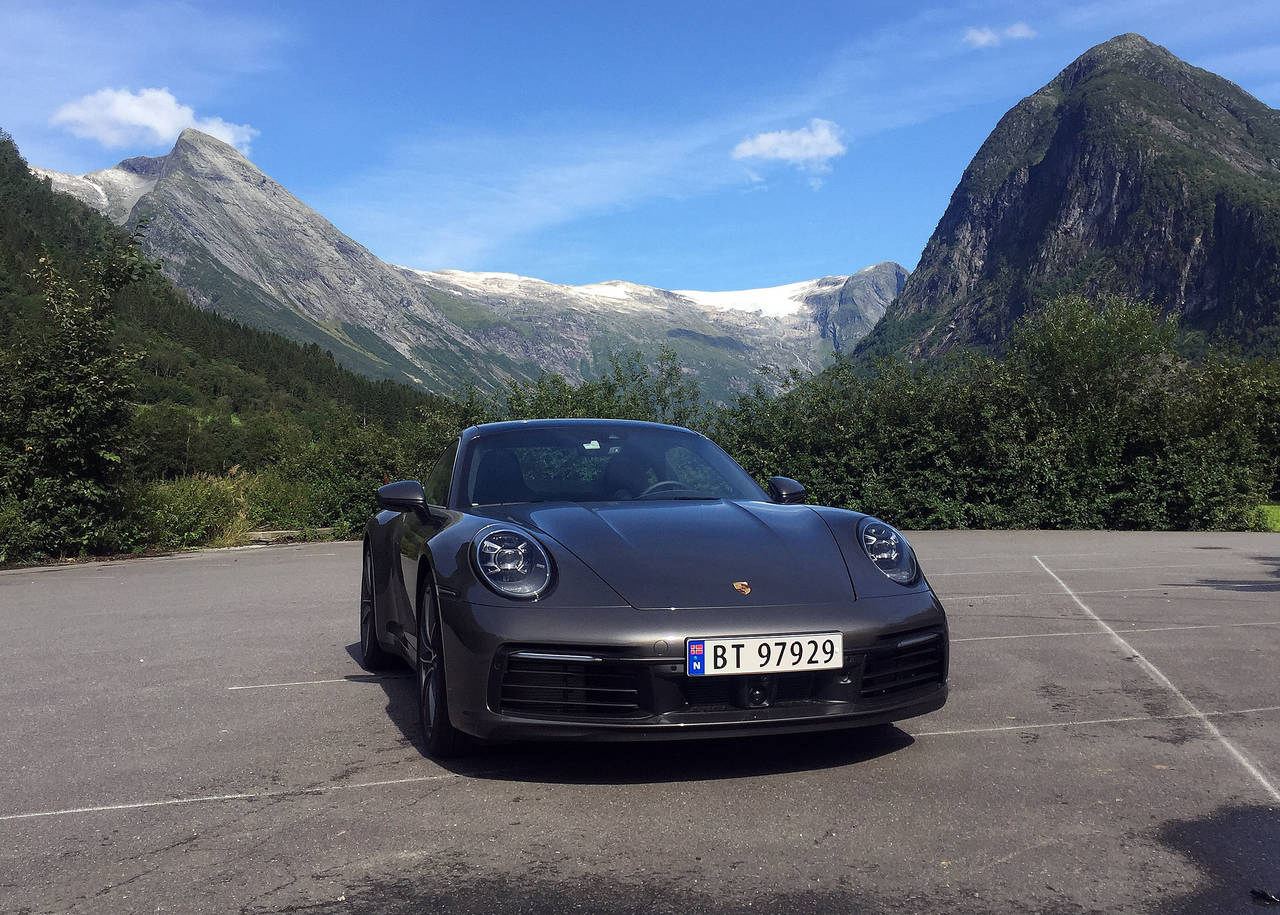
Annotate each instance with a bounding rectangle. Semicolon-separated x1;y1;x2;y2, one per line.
858;517;919;585
473;527;553;599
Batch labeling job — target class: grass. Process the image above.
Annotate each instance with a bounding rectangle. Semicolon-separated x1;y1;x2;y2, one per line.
1261;504;1280;532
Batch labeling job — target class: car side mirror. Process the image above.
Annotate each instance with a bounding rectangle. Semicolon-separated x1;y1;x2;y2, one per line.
767;476;806;504
377;480;428;513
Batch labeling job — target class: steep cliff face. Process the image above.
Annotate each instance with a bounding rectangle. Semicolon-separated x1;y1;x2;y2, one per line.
810;262;907;352
35;130;899;399
859;33;1280;357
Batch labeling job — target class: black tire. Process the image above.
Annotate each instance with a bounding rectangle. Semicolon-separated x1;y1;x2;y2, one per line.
417;582;473;758
359;545;393;671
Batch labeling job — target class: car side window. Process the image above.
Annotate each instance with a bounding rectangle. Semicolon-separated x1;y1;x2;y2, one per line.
424;439;459;506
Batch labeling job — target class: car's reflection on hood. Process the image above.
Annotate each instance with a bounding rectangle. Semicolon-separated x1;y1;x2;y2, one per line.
479;499;854;610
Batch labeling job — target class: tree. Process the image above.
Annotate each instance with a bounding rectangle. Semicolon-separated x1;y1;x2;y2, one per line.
0;245;143;559
491;346;708;428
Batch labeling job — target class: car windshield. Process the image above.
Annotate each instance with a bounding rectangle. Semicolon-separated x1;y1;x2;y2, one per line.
461;424;767;506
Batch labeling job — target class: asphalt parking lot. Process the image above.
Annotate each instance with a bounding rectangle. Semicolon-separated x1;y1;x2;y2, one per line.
1;531;1277;914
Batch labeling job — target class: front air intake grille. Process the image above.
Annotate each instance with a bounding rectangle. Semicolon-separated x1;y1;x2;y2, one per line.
680;671;820;712
859;629;946;700
499;657;644;718
497;630;946;721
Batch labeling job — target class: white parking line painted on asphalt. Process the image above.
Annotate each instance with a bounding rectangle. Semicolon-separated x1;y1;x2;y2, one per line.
227;674;411;690
915;545;1254;566
1034;555;1280;804
912;704;1280;737
1054;562;1266;573
0;772;470;823
953;620;1280;643
8;702;1279;824
946;585;1276;602
929;561;1259;578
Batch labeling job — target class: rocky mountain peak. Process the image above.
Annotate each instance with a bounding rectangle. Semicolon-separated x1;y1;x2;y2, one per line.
857;33;1280;358
113;151;171;179
1045;34;1182;100
171;128;247;166
162;128;279;195
1070;32;1167;68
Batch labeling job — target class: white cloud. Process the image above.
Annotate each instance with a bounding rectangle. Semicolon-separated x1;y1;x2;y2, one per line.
963;22;1037;49
962;27;1001;48
731;118;846;175
51;87;258;153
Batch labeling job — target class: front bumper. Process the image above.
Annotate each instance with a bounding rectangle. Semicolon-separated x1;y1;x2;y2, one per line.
439;590;948;742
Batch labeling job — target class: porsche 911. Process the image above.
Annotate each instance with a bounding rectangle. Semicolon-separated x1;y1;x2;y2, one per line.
360;418;948;757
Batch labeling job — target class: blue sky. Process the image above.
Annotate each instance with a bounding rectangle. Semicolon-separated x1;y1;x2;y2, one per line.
5;1;1279;290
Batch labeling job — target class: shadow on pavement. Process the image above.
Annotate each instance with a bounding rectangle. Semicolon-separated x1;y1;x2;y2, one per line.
1159;804;1280;914
1175;554;1280;593
349;643;917;785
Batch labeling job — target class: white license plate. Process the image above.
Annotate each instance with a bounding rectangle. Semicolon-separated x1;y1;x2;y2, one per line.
686;632;843;677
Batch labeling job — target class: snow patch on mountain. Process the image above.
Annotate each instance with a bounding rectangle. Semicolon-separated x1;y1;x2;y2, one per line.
410;270;685;315
576;280;644;301
673;280;825;317
31;164;160;224
413;270;850;320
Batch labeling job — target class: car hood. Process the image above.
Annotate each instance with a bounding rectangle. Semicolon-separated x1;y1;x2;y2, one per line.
486;500;855;610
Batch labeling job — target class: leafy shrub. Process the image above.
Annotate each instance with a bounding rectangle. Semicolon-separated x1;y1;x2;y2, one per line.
0;496;34;564
484;346;708;429
0;249;144;560
714;294;1269;530
242;470;315;530
137;475;243;550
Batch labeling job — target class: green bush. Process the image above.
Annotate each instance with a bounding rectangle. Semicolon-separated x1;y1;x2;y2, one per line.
483;346;709;429
137;475;243;550
714;294;1270;530
272;421;410;533
0;496;34;563
242;470;315;530
0;250;144;560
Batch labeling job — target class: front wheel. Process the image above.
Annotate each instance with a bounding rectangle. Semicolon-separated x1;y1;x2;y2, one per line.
359;545;393;671
417;584;473;758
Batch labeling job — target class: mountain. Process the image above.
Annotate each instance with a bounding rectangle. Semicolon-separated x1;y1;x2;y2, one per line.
32;131;901;400
797;262;908;352
0;128;448;472
858;33;1280;358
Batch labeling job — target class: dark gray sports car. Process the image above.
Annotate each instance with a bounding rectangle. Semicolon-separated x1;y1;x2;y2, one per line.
361;418;947;757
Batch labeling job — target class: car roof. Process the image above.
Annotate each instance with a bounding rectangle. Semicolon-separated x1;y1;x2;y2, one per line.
462;418;696;439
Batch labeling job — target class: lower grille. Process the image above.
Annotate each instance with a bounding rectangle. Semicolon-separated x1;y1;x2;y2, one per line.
499;657;644;717
860;629;946;700
680;671;819;712
496;630;946;721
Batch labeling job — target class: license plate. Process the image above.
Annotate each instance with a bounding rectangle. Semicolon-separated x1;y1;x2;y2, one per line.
686;632;843;677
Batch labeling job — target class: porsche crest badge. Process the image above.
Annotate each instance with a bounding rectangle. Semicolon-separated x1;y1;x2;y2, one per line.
732;581;751;595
